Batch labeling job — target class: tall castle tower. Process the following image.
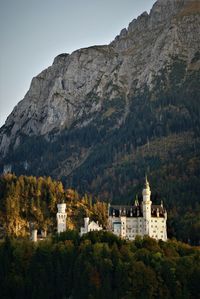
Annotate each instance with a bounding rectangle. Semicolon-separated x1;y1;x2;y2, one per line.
142;176;152;235
57;203;67;233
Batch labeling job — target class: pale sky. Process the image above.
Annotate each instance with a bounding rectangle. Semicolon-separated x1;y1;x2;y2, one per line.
0;0;155;127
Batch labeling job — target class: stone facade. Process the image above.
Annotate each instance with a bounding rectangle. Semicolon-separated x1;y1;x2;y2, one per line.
108;177;167;241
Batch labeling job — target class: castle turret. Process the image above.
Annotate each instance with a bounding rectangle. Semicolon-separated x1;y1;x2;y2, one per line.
142;176;151;202
142;176;152;234
84;217;90;233
57;203;67;233
31;229;37;242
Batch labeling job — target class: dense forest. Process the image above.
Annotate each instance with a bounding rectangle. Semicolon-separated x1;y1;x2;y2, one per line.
0;232;199;299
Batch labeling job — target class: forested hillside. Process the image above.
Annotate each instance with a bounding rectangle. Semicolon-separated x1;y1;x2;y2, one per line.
0;174;199;244
0;232;199;299
0;174;107;238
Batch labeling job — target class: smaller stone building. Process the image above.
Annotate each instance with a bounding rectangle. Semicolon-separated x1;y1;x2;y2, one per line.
80;217;103;236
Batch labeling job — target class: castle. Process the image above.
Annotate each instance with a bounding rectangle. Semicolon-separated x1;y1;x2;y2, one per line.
56;177;167;241
108;177;167;241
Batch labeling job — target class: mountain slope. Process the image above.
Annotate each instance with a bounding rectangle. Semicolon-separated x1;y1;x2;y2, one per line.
0;0;200;217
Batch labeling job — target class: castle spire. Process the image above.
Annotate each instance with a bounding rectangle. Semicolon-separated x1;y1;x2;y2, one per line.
144;174;150;189
134;194;139;206
142;175;151;202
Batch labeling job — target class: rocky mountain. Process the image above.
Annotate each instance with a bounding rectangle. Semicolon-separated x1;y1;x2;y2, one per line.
0;0;200;215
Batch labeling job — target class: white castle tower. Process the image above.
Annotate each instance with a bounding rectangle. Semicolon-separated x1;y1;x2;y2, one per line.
84;217;90;232
142;176;152;235
57;203;67;233
31;229;37;242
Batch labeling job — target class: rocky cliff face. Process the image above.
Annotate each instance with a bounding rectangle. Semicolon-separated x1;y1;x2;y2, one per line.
0;0;199;204
1;0;199;155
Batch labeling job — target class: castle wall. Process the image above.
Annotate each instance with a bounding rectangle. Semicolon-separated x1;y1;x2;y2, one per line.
109;214;167;241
